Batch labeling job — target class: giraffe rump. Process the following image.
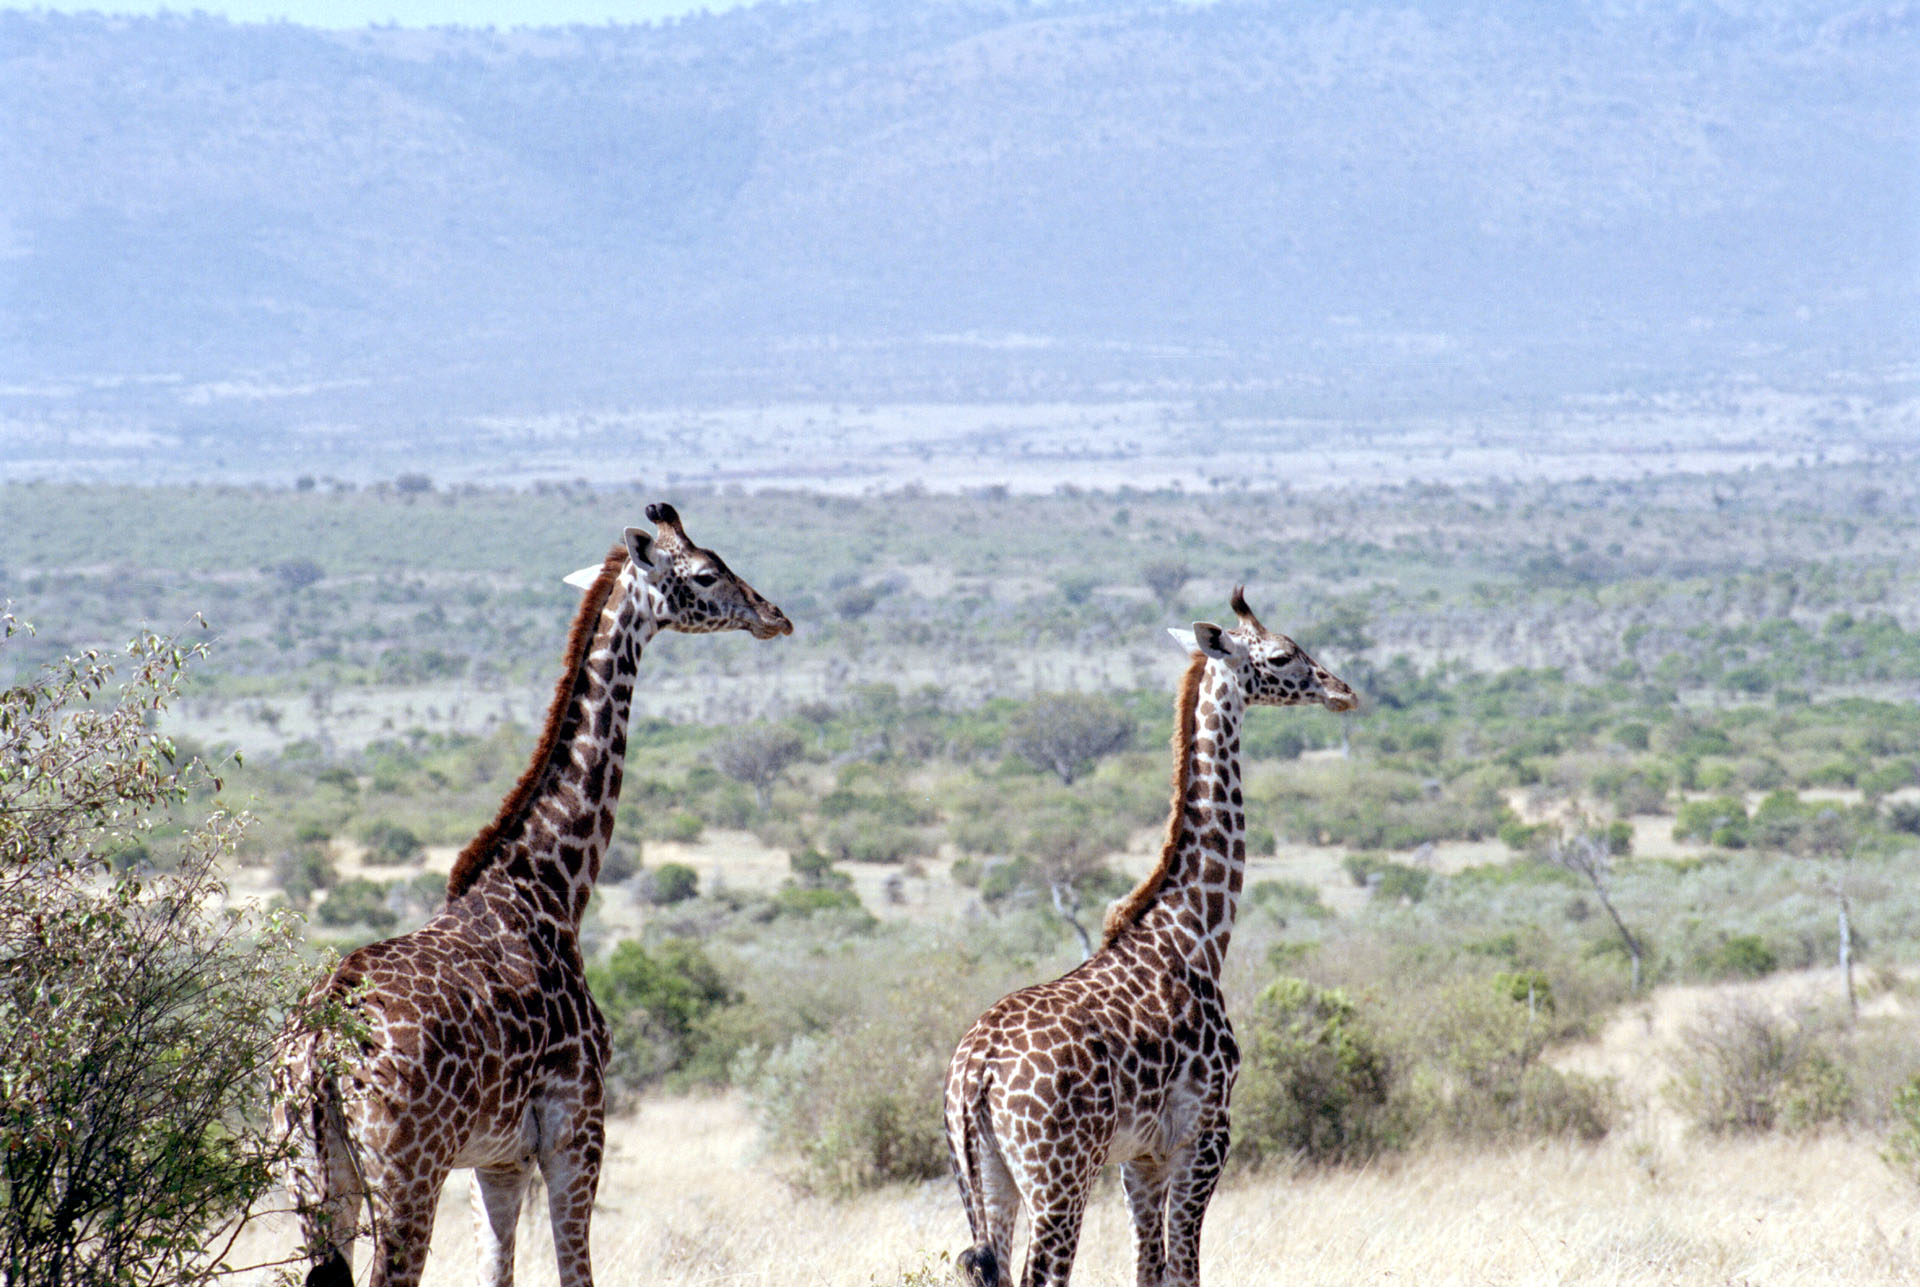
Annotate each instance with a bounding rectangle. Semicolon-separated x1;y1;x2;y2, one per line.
1099;651;1206;945
446;543;627;902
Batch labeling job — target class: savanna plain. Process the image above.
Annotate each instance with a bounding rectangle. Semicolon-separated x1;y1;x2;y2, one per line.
7;454;1920;1286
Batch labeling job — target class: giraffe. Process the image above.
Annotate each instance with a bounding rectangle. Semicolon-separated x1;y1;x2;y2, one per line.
272;503;790;1287
943;589;1357;1287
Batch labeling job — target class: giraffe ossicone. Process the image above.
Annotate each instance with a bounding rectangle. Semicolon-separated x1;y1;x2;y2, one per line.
945;588;1356;1287
272;505;788;1287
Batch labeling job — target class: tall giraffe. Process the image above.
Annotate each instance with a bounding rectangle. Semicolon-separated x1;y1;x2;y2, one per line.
944;589;1357;1287
273;504;790;1287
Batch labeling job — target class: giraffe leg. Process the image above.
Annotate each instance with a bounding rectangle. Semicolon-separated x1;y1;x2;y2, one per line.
1121;1158;1171;1287
471;1162;535;1287
366;1173;445;1287
1163;1117;1230;1287
1020;1195;1091;1287
538;1105;605;1287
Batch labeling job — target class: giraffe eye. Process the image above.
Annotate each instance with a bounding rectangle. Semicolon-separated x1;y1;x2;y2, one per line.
690;572;720;588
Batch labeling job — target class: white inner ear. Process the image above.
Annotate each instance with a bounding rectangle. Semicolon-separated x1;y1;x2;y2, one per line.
1166;627;1200;654
561;565;601;590
623;526;657;570
1192;623;1243;662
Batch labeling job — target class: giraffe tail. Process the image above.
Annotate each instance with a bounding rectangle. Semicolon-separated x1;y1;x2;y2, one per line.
305;1249;353;1287
956;1245;1003;1287
273;1023;369;1285
945;1039;1004;1287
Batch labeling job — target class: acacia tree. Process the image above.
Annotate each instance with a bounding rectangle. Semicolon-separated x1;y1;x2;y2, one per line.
1141;561;1192;612
1552;831;1644;992
708;726;806;808
0;614;307;1287
1006;694;1132;786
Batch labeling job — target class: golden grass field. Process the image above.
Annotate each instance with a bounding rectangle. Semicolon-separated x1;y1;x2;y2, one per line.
235;965;1920;1287
233;1092;1920;1287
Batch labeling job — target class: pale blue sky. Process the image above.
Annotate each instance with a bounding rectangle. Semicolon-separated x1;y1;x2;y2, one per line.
8;0;752;25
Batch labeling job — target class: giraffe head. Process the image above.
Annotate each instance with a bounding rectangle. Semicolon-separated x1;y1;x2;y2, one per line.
564;503;792;638
1170;586;1358;711
632;502;793;638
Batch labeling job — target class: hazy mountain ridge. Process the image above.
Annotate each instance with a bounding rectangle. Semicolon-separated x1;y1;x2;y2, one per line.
1;0;1914;427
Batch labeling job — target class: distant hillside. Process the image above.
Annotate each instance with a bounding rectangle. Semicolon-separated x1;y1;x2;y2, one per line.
1;0;1915;427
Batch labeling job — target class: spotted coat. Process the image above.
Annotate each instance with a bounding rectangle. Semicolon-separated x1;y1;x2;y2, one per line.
944;589;1357;1287
271;504;789;1287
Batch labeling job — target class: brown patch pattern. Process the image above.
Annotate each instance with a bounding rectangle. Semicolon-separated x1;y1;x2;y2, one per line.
944;595;1356;1287
272;511;787;1287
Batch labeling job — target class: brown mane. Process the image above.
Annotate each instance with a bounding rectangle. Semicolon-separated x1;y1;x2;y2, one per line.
1100;651;1208;945
446;543;627;901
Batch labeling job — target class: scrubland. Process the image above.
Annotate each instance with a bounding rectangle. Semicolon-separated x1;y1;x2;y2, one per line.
9;465;1920;1284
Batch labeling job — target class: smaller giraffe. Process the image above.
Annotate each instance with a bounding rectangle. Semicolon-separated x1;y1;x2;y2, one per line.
944;590;1356;1287
273;504;788;1287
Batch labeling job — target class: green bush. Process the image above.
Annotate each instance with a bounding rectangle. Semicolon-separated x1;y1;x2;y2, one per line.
1407;978;1614;1144
1245;879;1332;924
644;862;700;905
745;971;978;1194
1231;979;1398;1169
357;818;422;865
822;819;928;865
1673;796;1748;847
314;876;399;930
1341;853;1429;903
0;620;311;1286
773;885;874;922
1884;1075;1920;1183
588;937;735;1097
1701;933;1778;980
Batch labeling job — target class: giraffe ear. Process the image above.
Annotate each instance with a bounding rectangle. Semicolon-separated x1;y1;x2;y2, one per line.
1190;621;1240;661
623;526;658;571
561;565;601;590
1166;627;1200;654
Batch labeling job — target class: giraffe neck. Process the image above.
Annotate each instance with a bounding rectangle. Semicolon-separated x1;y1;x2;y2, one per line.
449;559;660;936
1138;660;1247;979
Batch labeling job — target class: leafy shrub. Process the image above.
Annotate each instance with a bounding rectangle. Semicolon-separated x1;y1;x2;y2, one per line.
314;876;399;930
1673;796;1748;847
644;862;700;905
745;970;983;1194
588;938;735;1097
1700;934;1778;980
272;843;339;908
1407;978;1614;1144
822;819;929;865
663;811;705;843
1341;853;1429;903
773;885;873;920
1231;979;1397;1169
0;620;310;1286
357;818;422;865
1245;879;1332;924
1498;817;1553;855
1667;1001;1851;1134
1884;1075;1920;1183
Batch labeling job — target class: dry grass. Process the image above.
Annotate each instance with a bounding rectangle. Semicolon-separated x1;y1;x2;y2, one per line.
233;1090;1920;1287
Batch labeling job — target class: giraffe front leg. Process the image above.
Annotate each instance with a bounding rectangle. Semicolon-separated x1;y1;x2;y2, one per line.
1121;1157;1171;1287
471;1161;535;1287
1164;1116;1230;1287
538;1105;605;1287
